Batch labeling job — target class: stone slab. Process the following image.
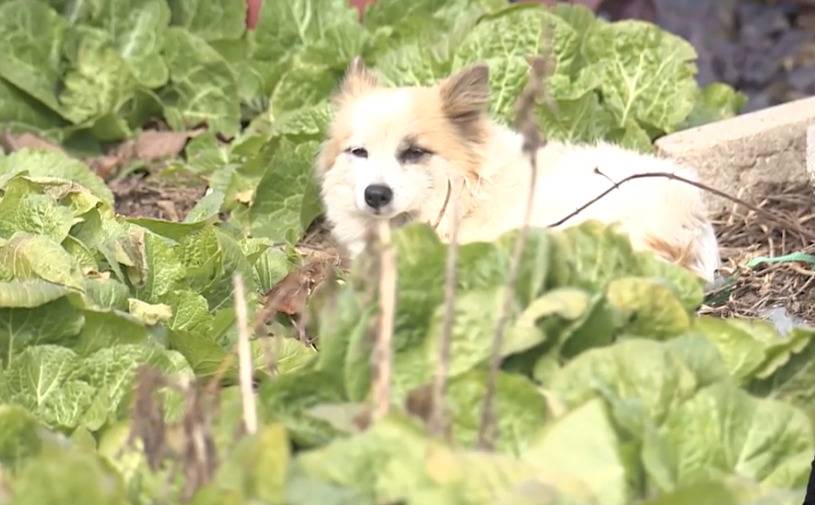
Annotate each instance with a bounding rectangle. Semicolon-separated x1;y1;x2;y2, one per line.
655;96;815;212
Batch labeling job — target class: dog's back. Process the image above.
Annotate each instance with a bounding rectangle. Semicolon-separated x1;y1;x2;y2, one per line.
530;141;720;282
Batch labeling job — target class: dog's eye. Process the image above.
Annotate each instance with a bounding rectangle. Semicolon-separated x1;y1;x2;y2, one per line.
348;147;368;158
400;146;431;163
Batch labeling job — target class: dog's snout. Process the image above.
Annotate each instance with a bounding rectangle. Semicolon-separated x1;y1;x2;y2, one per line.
364;184;393;209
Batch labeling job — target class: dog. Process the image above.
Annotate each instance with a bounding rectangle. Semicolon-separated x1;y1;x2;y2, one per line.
316;58;720;283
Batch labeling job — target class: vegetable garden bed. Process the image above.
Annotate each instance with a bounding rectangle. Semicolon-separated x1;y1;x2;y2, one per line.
0;1;814;505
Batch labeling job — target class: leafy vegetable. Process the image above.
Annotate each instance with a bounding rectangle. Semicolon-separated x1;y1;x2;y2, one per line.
0;2;805;505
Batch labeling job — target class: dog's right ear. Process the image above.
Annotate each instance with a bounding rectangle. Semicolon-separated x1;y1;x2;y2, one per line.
439;64;490;137
335;56;379;104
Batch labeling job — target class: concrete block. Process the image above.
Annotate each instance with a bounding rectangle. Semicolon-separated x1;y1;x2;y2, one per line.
655;96;815;211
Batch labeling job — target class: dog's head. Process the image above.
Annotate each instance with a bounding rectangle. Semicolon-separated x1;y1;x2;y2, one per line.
317;59;490;225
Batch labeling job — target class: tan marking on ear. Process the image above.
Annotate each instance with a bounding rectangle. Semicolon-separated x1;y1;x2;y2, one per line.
408;87;484;180
437;64;490;143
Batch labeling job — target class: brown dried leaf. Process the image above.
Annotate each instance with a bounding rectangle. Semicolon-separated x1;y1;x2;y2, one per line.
0;131;64;154
134;129;203;161
86;154;122;180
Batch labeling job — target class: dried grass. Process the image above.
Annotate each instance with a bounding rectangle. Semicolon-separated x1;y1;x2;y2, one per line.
701;182;815;324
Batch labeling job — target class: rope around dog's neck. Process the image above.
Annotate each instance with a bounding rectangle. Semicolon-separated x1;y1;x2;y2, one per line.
431;179;453;231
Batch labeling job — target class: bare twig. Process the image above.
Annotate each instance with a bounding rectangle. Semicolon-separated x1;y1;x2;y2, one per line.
181;385;218;500
478;52;551;449
370;220;397;421
128;366;169;471
546;169;815;243
233;273;258;435
429;190;460;437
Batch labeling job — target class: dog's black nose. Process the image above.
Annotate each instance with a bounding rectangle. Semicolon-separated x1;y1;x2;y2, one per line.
364;184;393;209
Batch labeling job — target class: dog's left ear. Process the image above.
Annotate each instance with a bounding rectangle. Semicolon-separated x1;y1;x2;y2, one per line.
439;64;490;133
335;56;379;103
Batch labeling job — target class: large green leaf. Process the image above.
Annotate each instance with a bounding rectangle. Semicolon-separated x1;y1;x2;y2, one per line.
0;0;71;120
445;369;549;454
523;398;630;505
0;345;94;429
680;82;747;130
0;178;76;241
0;79;67;132
647;383;814;492
259;370;345;447
249;140;321;242
582;20;697;133
606;277;690;339
550;338;724;431
0;233;84;289
161;27;240;136
691;317;810;382
58;25;136;133
0;405;44;471
89;0;171;87
0;343;191;431
11;443;128;505
0;279;70;308
750;333;815;418
168;0;245;42
0;298;84;366
453;6;578;122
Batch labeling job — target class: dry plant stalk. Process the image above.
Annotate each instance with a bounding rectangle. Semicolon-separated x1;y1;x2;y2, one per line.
233;273;258;435
477;50;552;448
128;366;169;471
429;192;460;437
181;385;218;500
370;220;397;421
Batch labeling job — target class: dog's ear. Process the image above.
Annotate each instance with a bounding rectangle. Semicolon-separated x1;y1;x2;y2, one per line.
335;56;379;103
439;64;490;134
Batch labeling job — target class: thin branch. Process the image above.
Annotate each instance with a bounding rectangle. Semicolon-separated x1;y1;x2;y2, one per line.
233;273;258;435
546;169;815;243
429;191;460;437
478;54;550;449
370;220;397;421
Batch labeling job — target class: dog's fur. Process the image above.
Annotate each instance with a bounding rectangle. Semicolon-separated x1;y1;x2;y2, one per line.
316;60;720;283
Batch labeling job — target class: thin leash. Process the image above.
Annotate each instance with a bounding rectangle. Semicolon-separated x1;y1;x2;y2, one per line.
431;179;453;231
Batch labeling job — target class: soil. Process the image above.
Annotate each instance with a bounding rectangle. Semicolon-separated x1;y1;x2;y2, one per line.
110;174;208;222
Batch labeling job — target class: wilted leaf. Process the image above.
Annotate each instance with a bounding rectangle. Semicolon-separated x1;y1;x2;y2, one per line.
0;148;114;205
